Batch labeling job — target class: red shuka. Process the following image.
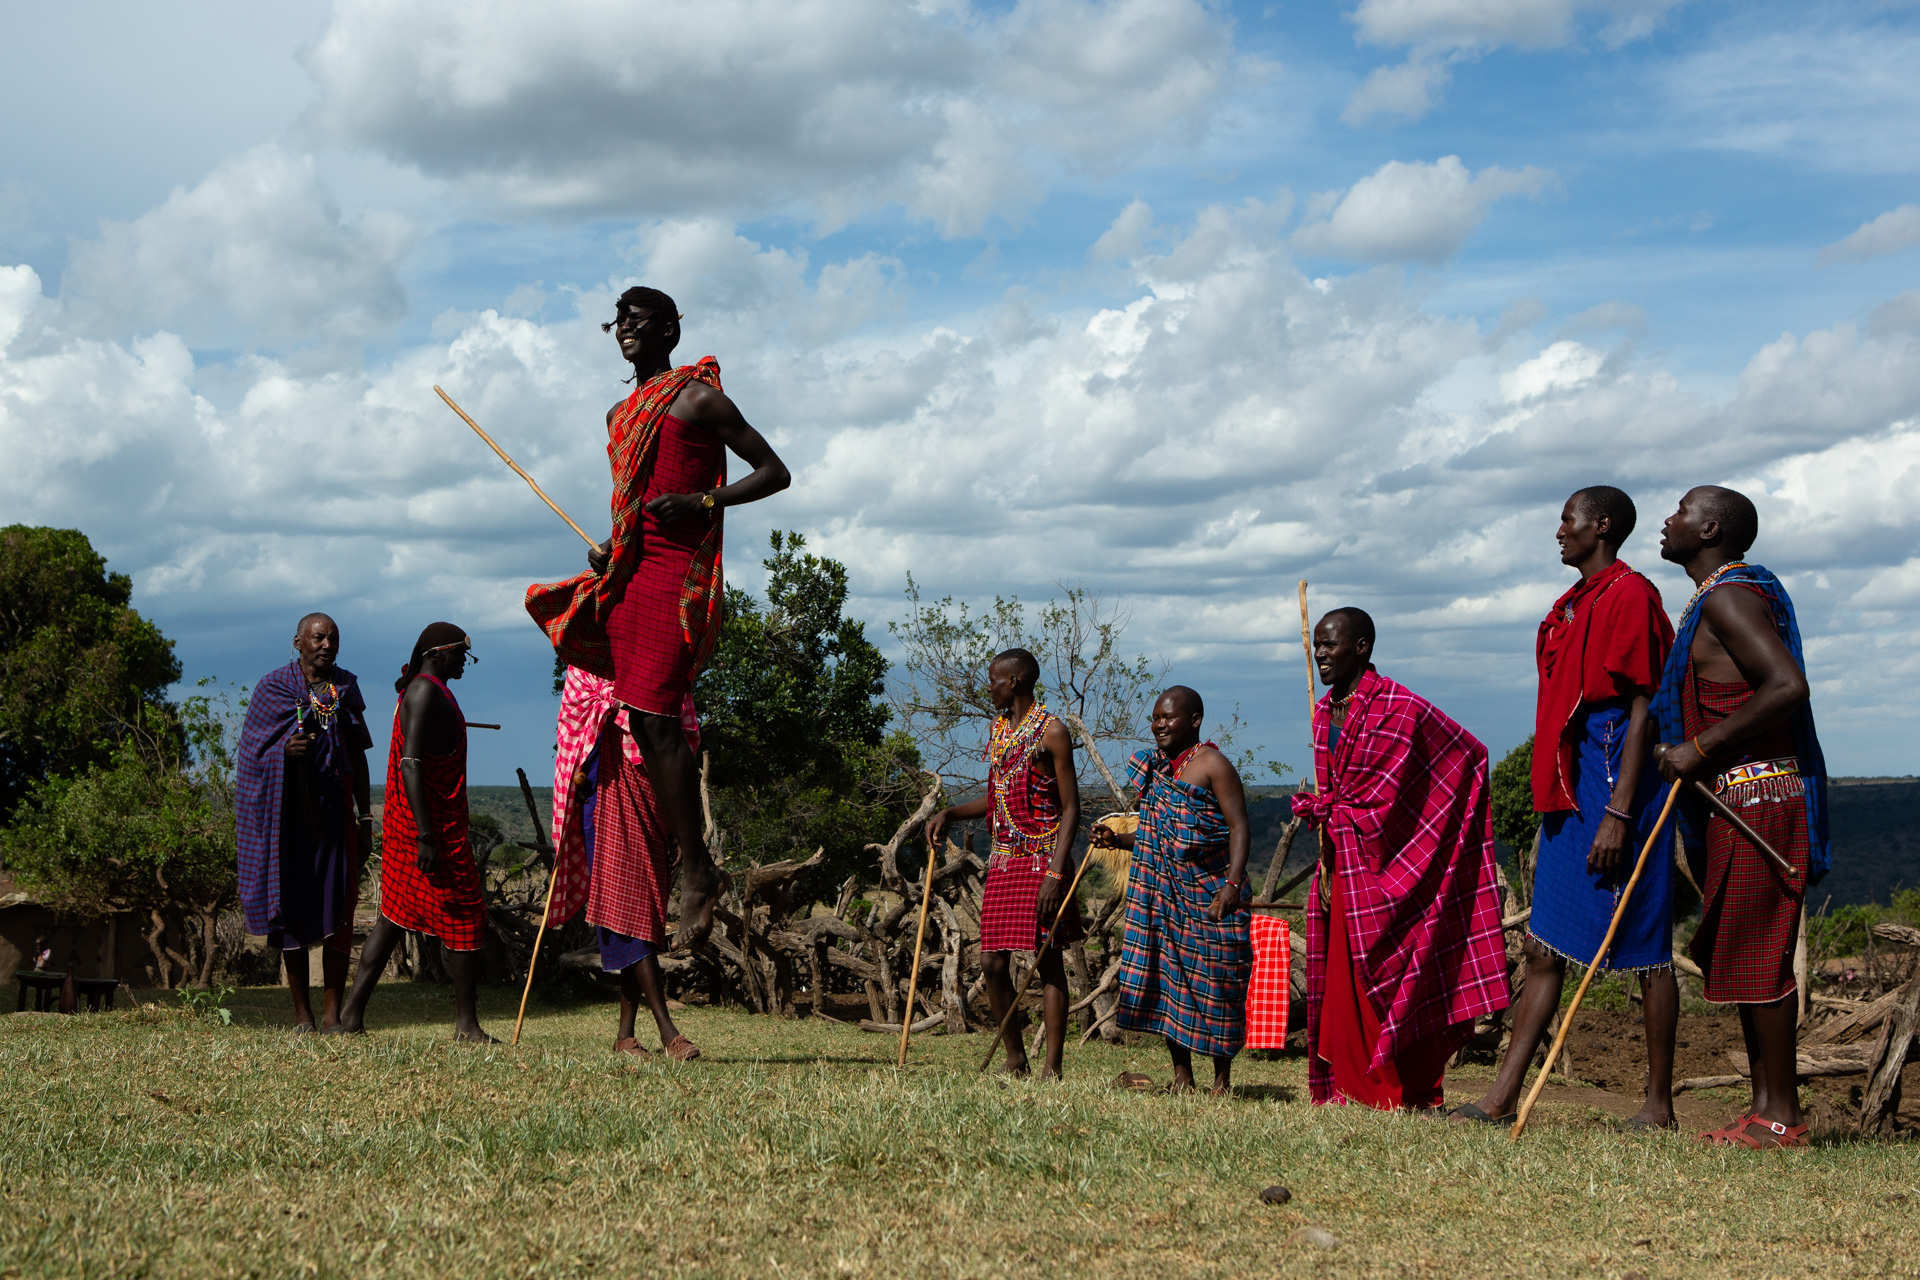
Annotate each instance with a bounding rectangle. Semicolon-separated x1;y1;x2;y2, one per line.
377;675;485;951
1532;560;1672;813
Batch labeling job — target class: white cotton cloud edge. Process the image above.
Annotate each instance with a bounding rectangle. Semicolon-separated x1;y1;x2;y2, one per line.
1821;205;1920;263
1341;0;1685;125
300;0;1256;234
6;188;1920;773
1292;156;1556;264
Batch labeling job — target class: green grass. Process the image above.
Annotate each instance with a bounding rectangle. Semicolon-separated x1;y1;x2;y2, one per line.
3;989;1916;1279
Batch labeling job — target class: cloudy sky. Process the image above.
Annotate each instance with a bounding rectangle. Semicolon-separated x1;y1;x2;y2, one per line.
3;0;1916;784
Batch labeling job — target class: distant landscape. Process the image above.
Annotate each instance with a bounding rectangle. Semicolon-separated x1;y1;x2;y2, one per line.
376;776;1920;907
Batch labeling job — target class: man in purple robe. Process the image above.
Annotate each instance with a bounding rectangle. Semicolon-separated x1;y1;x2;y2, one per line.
235;613;373;1030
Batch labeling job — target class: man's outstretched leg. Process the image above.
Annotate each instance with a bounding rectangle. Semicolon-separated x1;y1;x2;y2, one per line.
618;955;698;1060
1455;937;1565;1123
632;710;725;948
1630;966;1679;1128
982;951;1030;1075
284;946;317;1031
1167;1040;1196;1093
335;916;404;1034
443;945;496;1043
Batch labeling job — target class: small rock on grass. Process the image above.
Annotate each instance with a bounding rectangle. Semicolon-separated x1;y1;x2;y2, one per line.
1258;1186;1292;1205
1288;1227;1339;1249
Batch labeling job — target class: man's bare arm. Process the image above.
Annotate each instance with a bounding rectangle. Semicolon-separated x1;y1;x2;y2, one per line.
398;680;446;872
644;383;791;525
1192;750;1250;919
1035;719;1081;922
1589;692;1653;874
925;794;990;852
1660;588;1808;781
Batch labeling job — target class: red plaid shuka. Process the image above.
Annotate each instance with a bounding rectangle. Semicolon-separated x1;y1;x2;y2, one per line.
1245;914;1292;1049
1292;668;1509;1105
545;666;699;934
524;359;726;687
1684;667;1808;1004
378;675;485;951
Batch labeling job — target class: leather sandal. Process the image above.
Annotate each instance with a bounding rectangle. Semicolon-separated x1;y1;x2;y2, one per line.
1448;1102;1516;1126
1711;1117;1810;1149
664;1034;701;1062
612;1037;651;1059
1695;1114;1759;1145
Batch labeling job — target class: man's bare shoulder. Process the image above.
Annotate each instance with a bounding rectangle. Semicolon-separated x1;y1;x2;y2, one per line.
1187;745;1241;789
606;398;627;427
670;379;733;423
1699;580;1770;632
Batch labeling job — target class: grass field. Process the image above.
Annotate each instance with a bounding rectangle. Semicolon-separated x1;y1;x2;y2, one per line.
3;988;1917;1279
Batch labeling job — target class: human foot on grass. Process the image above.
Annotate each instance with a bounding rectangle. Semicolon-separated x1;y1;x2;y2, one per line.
452;1024;499;1044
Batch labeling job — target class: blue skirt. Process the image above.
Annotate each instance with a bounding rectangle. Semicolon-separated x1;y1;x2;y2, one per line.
578;744;655;974
1529;703;1674;973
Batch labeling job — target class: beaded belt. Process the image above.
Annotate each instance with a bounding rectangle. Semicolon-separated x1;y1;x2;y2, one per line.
1714;756;1801;803
988;848;1049;870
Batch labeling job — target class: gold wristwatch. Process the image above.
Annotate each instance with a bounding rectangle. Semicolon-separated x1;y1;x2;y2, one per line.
700;489;717;509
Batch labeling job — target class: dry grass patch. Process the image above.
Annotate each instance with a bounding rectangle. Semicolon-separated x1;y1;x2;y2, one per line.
1;987;1916;1279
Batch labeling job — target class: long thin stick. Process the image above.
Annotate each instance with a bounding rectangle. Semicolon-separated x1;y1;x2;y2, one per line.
1512;784;1682;1138
512;855;562;1046
511;766;560;1046
434;385;597;547
1297;581;1317;769
896;842;940;1065
977;848;1100;1072
1686;779;1794;876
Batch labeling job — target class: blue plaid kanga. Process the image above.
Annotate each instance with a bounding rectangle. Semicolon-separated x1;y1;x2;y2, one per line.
1115;749;1254;1059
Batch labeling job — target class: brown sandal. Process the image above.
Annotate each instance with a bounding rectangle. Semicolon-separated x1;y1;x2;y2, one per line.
1114;1072;1153;1091
1705;1116;1810;1149
613;1037;652;1059
665;1034;701;1062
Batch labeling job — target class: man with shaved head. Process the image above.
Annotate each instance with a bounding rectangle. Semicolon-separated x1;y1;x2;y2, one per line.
1092;685;1253;1094
927;648;1085;1077
527;286;790;950
1653;486;1828;1149
235;613;373;1030
1459;485;1679;1129
1293;609;1508;1111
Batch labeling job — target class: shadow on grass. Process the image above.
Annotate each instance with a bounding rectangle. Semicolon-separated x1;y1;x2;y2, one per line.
1230;1083;1299;1103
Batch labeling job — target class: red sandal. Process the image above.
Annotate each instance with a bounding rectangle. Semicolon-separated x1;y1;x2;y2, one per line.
1700;1115;1809;1149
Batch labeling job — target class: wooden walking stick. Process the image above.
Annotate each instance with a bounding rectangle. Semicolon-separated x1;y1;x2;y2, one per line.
511;766;561;1047
1297;580;1317;738
434;386;597;547
1511;782;1682;1138
1683;779;1795;876
511;853;563;1047
977;847;1101;1072
896;837;941;1066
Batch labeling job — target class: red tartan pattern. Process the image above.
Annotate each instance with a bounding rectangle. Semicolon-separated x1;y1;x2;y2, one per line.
547;666;699;929
1245;914;1291;1049
1293;668;1509;1105
524;359;725;682
587;715;674;943
1684;670;1807;1003
979;852;1086;952
377;677;484;951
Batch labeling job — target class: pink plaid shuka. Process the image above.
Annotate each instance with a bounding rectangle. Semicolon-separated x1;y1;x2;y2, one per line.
1292;668;1510;1105
546;666;699;931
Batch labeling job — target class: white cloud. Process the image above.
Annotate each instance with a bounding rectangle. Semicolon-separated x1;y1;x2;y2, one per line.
1661;21;1920;174
302;0;1250;235
1821;204;1920;262
1341;53;1454;125
1343;1;1683;125
1350;0;1684;50
62;145;411;351
1292;156;1554;263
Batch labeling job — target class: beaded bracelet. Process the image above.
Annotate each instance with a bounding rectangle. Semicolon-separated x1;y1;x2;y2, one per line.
1603;804;1634;823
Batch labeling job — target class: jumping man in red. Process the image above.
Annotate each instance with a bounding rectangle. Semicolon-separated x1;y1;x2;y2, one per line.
526;287;789;949
336;623;492;1041
926;649;1084;1078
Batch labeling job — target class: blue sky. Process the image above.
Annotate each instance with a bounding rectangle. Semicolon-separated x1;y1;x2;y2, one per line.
3;0;1916;783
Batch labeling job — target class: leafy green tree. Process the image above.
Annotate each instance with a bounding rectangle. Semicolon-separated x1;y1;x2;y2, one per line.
0;526;181;821
1489;737;1539;854
696;532;921;890
1;685;239;987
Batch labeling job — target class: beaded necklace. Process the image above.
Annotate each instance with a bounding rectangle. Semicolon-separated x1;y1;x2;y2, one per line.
303;680;342;730
988;703;1057;854
1678;560;1748;625
1166;741;1208;779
